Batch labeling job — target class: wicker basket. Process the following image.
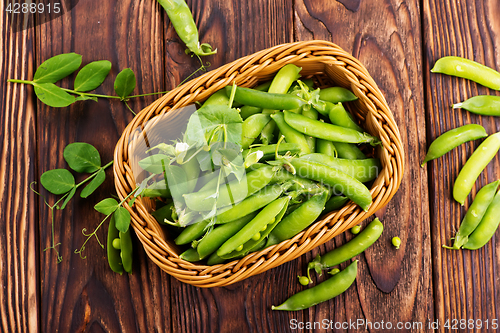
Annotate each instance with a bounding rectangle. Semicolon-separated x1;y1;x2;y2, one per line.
113;40;404;287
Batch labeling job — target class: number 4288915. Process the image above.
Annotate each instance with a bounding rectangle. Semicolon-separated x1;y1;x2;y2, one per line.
5;2;61;14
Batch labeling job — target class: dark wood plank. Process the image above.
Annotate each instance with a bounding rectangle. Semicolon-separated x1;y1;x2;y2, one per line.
0;5;39;333
423;0;500;329
291;0;434;330
35;1;171;332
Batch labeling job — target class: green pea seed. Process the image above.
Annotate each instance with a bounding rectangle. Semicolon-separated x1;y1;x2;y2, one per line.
112;238;121;250
260;225;267;232
351;225;361;234
298;276;310;286
236;244;244;252
328;268;340;276
392;236;401;249
252;232;261;241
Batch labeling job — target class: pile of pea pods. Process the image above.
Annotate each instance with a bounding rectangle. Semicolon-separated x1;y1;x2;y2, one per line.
425;56;500;250
141;64;383;265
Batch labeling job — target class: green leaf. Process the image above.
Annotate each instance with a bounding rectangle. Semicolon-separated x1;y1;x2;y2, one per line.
185;104;243;146
114;207;131;233
34;53;82;83
33;83;76;107
114;68;136;99
75;95;98;102
40;169;76;195
94;198;119;215
138;154;170;174
63;142;101;173
80;169;106;198
74;60;112;92
60;187;76;209
128;196;137;207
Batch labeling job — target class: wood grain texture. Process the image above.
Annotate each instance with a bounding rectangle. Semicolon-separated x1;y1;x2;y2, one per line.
35;0;170;332
423;0;500;329
6;0;500;331
0;4;39;333
292;0;433;330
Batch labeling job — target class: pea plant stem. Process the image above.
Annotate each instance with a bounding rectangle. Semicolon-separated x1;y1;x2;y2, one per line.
75;186;139;259
8;79;169;101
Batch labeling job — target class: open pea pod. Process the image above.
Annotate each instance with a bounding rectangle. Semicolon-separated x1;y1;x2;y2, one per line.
217;196;290;259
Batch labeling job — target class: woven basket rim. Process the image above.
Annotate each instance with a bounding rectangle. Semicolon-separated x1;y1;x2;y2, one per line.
113;40;404;287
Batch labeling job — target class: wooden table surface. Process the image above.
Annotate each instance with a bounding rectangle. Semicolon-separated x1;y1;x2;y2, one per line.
1;0;500;332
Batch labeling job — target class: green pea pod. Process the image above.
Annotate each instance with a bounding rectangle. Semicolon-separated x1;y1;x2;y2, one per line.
453;132;500;205
319;87;358;104
259;64;302;143
119;229;133;273
226;86;306;111
206;236;267;265
262;63;302;114
242;143;301;161
290;158;372;211
107;215;124;274
453;95;500;116
283;111;380;145
270;169;321;192
316;139;337;157
151;201;176;225
431;56;500;91
206;251;226;265
421;124;488;166
197;213;257;259
240;105;262;120
327;102;364;132
272;260;358;311
183;165;275;211
266;191;328;246
217;196;289;257
271;112;310;155
463;189;500;250
179;248;202;262
174;219;210;245
157;0;216;56
333;142;366;159
241;114;272;149
444;180;499;249
300;153;381;183
308;218;383;276
216;184;284;223
323;196;349;214
203;89;229;107
301;107;318;152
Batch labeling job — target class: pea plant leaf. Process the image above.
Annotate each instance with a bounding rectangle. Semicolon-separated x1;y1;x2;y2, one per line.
184;104;243;146
114;68;136;99
33;53;82;83
114;206;131;233
40;169;76;195
33;83;76;107
74;60;112;92
94;198;119;215
138;154;170;174
63;142;101;173
80;168;106;198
